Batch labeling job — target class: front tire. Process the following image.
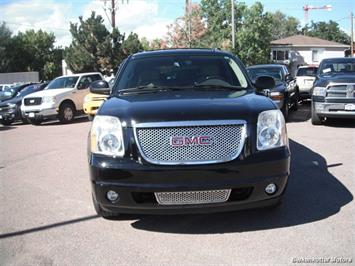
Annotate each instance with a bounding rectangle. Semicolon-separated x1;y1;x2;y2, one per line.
281;100;289;121
59;102;76;124
0;119;13;126
30;119;42;125
291;89;299;111
311;103;322;125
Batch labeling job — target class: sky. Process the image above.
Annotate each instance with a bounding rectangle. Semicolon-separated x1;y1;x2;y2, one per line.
0;0;354;47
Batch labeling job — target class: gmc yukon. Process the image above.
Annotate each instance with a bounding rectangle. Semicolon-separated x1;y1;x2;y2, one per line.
88;49;291;218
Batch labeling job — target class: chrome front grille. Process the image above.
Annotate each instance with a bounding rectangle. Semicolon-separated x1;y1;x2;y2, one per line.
24;97;42;106
327;84;355;99
134;120;246;165
155;189;231;205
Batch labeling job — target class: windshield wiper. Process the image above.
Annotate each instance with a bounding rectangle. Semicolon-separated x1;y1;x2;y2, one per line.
193;83;245;90
118;85;190;95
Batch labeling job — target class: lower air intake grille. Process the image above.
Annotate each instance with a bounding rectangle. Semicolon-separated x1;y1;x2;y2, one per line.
155;189;231;205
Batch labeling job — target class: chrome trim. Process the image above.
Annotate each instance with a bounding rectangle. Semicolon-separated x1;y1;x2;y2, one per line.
155;189;232;205
326;83;355;99
133;120;247;165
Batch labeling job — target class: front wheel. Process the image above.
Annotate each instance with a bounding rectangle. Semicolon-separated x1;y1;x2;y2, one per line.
281;100;289;121
59;103;76;124
291;90;299;111
30;119;42;125
311;103;322;125
0;119;13;126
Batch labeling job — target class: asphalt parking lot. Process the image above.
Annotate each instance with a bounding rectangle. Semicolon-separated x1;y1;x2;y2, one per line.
0;102;354;265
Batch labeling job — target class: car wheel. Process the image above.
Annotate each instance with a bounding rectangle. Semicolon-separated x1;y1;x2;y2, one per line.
0;119;13;126
281;100;289;121
30;119;42;125
21;117;29;124
88;114;94;121
311;103;322;125
292;89;299;111
92;194;120;219
59;102;76;124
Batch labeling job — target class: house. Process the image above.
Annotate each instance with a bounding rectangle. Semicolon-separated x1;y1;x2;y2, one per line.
270;35;349;75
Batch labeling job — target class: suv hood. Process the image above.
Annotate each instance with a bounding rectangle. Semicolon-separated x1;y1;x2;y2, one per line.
24;88;74;98
315;74;355;87
98;90;276;126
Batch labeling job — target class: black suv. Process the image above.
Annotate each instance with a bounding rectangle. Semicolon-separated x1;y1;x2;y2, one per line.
311;57;355;125
247;64;299;120
88;49;290;218
0;83;45;125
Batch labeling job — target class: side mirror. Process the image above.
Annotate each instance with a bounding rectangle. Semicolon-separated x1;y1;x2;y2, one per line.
285;74;293;82
254;75;275;92
90;80;111;95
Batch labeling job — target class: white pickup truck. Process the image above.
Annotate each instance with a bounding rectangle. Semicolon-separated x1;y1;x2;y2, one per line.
21;72;103;125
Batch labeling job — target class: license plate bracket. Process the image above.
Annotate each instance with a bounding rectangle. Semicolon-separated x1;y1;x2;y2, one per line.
29;112;35;118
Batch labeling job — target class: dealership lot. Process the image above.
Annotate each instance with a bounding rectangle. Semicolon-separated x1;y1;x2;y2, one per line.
0;103;354;265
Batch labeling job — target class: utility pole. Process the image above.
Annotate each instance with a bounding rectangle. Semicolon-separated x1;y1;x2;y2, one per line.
351;11;354;57
101;0;129;45
111;0;116;29
231;0;235;50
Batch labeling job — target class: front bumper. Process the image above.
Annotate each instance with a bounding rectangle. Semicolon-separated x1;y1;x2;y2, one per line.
83;101;103;116
313;99;355;118
90;147;290;214
22;107;58;120
0;108;19;121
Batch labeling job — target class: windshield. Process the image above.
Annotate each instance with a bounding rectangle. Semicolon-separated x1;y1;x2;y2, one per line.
16;84;41;97
114;55;248;92
247;67;283;82
296;67;318;77
46;76;79;89
319;60;355;75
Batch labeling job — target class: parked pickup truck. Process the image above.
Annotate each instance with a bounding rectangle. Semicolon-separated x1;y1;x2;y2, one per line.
87;49;291;218
21;73;103;125
311;57;355;125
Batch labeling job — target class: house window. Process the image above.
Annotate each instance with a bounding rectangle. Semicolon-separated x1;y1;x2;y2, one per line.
272;50;289;61
312;50;319;62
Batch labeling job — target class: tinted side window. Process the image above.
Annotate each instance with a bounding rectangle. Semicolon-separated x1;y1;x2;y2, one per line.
78;76;93;90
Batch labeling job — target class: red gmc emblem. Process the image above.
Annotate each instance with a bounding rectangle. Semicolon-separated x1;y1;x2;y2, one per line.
170;136;214;147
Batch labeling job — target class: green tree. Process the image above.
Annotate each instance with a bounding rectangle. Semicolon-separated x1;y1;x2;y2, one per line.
269;11;300;40
200;0;246;49
3;29;61;79
0;22;12;72
200;1;272;65
235;2;272;65
64;12;124;73
303;20;350;44
122;33;144;55
140;37;150;51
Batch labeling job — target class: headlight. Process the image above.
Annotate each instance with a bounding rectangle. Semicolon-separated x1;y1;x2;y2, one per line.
257;110;287;151
270;91;284;101
8;103;17;108
313;87;326;97
90;115;124;157
43;96;55;103
84;94;92;103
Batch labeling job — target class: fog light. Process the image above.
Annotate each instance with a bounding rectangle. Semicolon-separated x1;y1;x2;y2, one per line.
106;190;119;202
265;183;277;195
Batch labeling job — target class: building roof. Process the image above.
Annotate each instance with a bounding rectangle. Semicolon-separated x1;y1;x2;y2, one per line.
271;35;349;48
